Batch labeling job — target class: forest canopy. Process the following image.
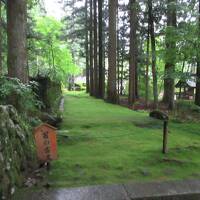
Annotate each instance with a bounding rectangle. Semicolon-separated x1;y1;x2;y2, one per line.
0;0;200;110
29;16;80;82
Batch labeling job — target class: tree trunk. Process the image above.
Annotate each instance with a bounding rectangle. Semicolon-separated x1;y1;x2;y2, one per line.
98;0;105;99
50;42;55;77
93;0;98;97
120;59;124;96
0;0;2;75
85;0;90;93
145;23;150;107
107;0;117;103
7;0;28;83
129;0;137;107
148;0;158;108
195;0;200;106
179;61;185;99
117;5;120;97
163;0;177;110
89;0;94;96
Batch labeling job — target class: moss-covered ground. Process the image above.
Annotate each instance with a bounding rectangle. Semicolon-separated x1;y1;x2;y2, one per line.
45;91;200;188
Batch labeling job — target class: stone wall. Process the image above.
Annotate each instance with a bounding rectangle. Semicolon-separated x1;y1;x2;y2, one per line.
0;105;36;199
31;76;62;113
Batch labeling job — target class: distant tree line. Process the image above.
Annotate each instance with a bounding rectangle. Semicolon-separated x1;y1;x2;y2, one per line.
1;0;200;110
64;0;200;110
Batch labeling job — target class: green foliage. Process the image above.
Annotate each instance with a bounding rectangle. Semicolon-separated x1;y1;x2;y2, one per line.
0;77;42;114
176;100;200;113
28;16;80;82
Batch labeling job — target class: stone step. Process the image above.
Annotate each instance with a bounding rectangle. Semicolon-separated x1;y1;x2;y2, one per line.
124;180;200;200
15;180;200;200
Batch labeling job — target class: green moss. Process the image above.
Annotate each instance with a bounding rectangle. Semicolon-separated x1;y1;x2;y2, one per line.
43;92;200;188
0;105;36;199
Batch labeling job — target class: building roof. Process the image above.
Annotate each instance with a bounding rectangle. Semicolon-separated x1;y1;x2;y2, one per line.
187;79;196;88
175;78;196;88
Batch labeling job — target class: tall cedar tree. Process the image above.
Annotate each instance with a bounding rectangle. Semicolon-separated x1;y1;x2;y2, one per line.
195;0;200;106
148;0;158;108
129;0;137;107
0;0;2;75
117;5;120;96
107;0;117;103
98;0;105;98
93;0;98;97
163;0;177;109
145;22;150;107
119;13;127;96
7;0;28;83
85;0;90;93
89;0;94;96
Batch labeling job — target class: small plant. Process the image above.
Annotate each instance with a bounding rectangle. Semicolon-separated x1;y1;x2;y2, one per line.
0;76;43;116
173;100;200;122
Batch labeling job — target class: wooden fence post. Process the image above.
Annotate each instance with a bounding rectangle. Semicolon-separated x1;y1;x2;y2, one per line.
163;120;168;154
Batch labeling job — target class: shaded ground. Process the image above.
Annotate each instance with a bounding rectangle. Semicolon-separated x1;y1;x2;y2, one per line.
45;92;200;188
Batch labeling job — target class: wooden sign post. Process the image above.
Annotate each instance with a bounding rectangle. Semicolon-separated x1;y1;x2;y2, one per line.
163;120;168;154
150;110;169;154
34;123;58;162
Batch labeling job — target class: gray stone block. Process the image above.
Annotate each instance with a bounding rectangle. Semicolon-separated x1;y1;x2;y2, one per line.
123;180;200;200
19;184;129;200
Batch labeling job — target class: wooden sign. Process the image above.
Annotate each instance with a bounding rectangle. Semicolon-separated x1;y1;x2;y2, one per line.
150;110;169;154
34;123;58;162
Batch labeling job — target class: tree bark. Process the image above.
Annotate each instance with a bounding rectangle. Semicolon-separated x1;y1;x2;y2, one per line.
117;5;120;97
148;0;158;108
107;0;117;103
163;0;177;110
120;58;124;95
50;42;55;77
7;0;28;83
85;0;90;93
98;0;105;99
195;0;200;106
129;0;137;107
145;23;150;107
89;0;94;96
0;0;2;76
93;0;98;97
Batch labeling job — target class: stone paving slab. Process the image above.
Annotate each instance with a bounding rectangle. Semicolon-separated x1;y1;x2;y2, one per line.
17;184;129;200
15;180;200;200
124;180;200;200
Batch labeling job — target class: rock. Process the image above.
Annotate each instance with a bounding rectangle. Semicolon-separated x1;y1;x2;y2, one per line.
30;76;62;112
150;110;169;121
24;178;37;188
40;113;62;127
0;105;36;199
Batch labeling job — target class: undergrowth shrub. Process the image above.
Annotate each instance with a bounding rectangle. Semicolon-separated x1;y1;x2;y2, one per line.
0;76;43;119
172;100;200;122
176;100;200;113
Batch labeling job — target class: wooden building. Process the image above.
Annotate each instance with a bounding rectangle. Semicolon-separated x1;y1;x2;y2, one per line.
175;79;196;100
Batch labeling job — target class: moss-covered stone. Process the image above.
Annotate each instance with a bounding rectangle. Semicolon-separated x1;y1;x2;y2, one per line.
30;76;62;113
0;105;36;199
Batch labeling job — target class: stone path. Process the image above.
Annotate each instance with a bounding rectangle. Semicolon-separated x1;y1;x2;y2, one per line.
17;180;200;200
